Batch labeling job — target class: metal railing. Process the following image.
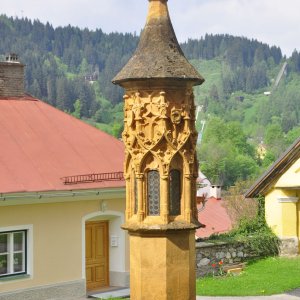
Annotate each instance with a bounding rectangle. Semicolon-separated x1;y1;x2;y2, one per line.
61;171;124;185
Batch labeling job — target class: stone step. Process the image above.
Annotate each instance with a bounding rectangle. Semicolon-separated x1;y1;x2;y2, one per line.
90;288;130;299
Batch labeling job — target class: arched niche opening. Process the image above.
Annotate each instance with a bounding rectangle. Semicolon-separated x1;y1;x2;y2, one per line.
142;153;161;217
147;170;160;216
169;153;183;216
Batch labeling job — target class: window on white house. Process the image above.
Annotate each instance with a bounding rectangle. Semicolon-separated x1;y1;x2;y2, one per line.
0;231;26;277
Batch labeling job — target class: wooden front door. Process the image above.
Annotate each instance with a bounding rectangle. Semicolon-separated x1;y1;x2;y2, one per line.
85;221;109;291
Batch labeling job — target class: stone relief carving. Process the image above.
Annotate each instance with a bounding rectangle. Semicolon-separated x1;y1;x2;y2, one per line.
158;91;168;120
123;88;198;178
170;107;182;124
122;88;199;224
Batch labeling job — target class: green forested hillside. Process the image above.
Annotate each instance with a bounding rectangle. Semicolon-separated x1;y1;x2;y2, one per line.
192;58;300;186
1;15;300;187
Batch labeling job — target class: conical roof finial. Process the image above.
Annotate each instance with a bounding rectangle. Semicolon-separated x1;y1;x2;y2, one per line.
146;0;169;24
113;0;204;86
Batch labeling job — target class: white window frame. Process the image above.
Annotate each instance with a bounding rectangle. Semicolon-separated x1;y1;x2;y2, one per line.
0;225;33;279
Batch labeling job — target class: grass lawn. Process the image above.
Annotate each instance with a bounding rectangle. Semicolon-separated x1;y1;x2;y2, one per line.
196;256;300;296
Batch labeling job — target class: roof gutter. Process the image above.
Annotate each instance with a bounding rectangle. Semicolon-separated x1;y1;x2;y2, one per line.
0;187;126;206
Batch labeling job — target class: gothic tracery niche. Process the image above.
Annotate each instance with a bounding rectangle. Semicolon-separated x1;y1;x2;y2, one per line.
147;170;160;216
123;87;199;223
169;169;181;216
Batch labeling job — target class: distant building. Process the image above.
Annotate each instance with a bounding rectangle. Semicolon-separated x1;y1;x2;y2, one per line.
197;171;211;198
197;171;222;200
264;91;271;96
0;55;128;300
83;72;99;83
210;185;222;199
196;197;232;238
257;142;267;160
196;171;231;238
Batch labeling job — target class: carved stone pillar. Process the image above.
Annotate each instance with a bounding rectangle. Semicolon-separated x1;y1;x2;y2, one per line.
112;0;204;298
124;172;131;220
160;174;169;223
136;173;145;222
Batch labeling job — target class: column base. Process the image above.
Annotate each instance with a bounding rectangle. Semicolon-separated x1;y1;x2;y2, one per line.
129;229;196;300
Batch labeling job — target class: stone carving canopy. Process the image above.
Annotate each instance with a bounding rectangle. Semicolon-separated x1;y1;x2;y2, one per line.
122;86;201;227
123;88;198;177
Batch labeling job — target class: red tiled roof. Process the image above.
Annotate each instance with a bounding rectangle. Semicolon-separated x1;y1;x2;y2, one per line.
0;95;125;193
196;197;232;238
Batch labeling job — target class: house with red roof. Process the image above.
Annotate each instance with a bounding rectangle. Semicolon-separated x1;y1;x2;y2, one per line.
196;197;232;238
196;171;232;238
0;54;128;300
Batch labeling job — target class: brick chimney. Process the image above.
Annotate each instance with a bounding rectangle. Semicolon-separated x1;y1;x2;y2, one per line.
0;53;25;97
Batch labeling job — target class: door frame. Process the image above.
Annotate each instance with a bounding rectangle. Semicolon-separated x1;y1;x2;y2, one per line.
82;211;125;288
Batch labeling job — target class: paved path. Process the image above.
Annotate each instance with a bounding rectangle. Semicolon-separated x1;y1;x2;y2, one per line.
61;288;300;299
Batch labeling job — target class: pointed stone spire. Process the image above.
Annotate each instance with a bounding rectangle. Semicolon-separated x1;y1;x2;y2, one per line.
112;0;204;86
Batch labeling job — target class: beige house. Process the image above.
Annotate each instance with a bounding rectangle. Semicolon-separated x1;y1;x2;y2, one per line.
246;137;300;255
0;55;128;300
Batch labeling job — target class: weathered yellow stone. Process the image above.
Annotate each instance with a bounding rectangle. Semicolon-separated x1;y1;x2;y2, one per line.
120;76;200;300
146;0;168;23
129;231;196;300
121;83;200;228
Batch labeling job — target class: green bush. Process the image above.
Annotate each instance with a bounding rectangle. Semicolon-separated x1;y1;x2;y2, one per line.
232;226;280;257
228;197;280;256
208;196;280;257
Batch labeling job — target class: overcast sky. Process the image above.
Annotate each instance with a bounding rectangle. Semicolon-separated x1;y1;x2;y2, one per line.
1;0;299;57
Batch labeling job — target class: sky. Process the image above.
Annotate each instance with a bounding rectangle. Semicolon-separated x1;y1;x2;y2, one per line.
1;0;299;57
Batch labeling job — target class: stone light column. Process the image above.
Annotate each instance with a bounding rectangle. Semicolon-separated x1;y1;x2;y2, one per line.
113;0;204;299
